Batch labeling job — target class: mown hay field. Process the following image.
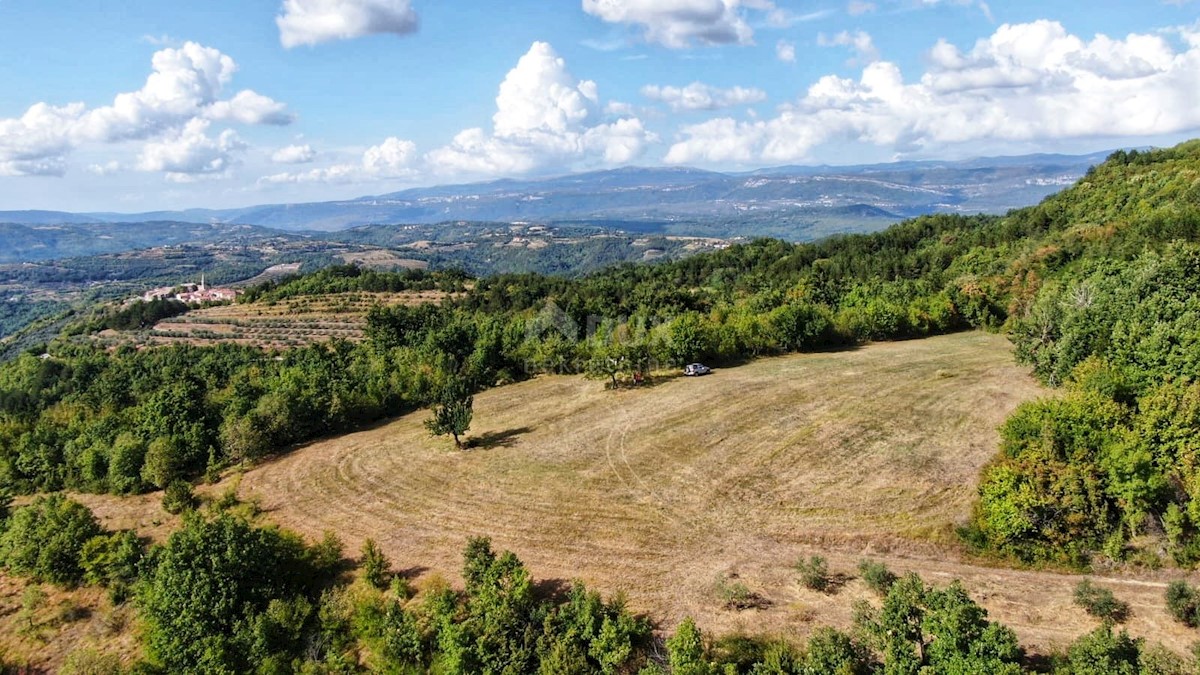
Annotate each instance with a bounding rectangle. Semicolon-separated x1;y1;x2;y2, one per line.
60;332;1200;661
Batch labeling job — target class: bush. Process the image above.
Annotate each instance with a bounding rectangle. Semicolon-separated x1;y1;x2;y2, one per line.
80;531;145;602
1073;580;1130;623
715;576;766;611
1057;624;1143;674
796;555;830;592
1166;580;1200;628
162;480;198;515
361;538;390;589
0;495;103;586
858;559;897;596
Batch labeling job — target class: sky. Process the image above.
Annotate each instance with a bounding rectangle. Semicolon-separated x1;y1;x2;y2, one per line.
0;0;1198;212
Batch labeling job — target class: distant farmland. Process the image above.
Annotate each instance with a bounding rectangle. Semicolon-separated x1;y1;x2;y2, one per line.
92;290;451;349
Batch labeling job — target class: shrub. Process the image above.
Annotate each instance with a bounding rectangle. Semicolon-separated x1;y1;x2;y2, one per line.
80;530;146;602
1166;580;1200;628
361;538;390;589
162;480;198;515
858;559;897;596
796;555;830;592
715;576;766;611
1073;580;1130;623
0;495;103;586
1058;624;1142;675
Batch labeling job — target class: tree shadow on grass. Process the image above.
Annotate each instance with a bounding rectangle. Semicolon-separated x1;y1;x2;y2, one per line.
395;565;430;581
533;577;574;602
466;426;534;450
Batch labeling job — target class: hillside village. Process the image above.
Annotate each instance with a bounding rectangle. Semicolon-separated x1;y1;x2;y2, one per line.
135;275;240;305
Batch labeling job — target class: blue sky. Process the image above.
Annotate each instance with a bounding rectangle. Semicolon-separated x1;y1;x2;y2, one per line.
0;0;1197;211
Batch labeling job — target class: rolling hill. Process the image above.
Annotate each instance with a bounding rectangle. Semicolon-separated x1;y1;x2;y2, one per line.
0;151;1108;234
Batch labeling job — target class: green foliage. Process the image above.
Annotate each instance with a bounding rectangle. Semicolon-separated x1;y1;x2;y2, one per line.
1073;580;1129;623
668;618;715;675
80;530;145;600
361;538;391;589
161;479;197;515
796;555;830;592
0;494;102;586
854;572;1023;675
1166;580;1200;628
425;378;474;449
137;513;327;672
1055;625;1144;675
857;559;897;596
94;298;190;332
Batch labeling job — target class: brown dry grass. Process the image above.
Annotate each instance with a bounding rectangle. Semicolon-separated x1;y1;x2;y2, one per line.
225;332;1200;656
0;575;142;672
12;332;1198;668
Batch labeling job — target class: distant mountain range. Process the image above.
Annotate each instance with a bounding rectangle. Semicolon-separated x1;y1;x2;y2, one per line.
0;151;1112;234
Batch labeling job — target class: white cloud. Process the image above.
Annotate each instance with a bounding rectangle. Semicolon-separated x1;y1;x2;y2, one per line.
641;82;767;111
0;42;291;177
665;20;1200;165
277;0;419;48
272;144;318;164
581;0;777;48
0;103;84;177
207;90;295;126
137;119;246;181
776;39;797;63
818;30;881;64
362;137;417;177
426;41;654;176
263;136;417;183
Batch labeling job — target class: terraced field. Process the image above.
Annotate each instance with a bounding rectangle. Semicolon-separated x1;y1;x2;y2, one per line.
93;290;451;349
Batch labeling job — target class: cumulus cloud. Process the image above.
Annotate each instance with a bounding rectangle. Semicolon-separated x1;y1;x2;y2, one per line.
362;137;417;176
277;0;419;48
0;103;84;177
426;41;654;175
262;136;417;183
272;144;318;164
0;42;291;178
665;20;1200;165
641;82;767;111
818;30;880;65
581;0;778;48
137;119;246;182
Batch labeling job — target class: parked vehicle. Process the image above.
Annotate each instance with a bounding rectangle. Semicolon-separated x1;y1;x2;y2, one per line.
684;363;712;376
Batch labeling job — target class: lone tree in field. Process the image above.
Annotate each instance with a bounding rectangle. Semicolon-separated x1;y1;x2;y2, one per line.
426;379;474;449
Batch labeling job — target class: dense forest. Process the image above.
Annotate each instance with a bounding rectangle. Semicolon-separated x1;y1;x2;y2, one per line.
2;141;1200;670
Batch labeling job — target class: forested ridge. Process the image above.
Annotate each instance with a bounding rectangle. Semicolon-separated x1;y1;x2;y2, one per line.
2;141;1200;671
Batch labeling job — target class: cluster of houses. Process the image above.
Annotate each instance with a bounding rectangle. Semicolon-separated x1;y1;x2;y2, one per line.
138;275;240;304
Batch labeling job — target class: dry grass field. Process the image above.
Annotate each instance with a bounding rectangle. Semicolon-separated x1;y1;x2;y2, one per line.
222;331;1200;657
10;332;1200;670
